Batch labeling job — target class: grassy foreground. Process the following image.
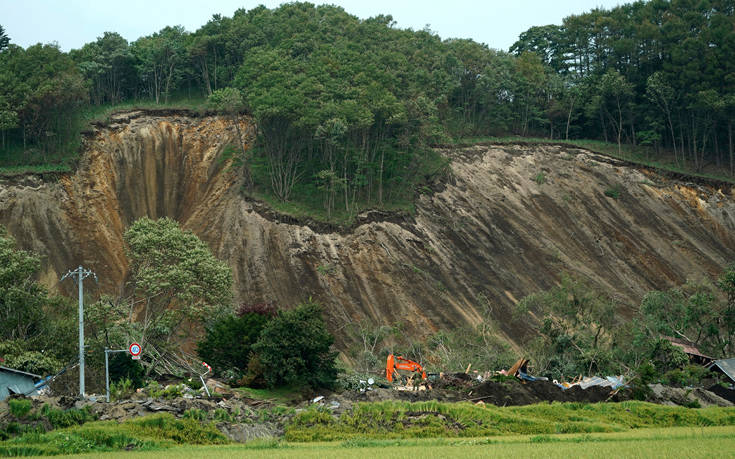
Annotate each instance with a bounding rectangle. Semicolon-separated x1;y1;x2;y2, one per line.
285;400;735;441
51;426;735;458
3;401;734;456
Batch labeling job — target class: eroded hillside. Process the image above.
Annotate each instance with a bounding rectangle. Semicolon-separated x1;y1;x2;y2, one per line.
1;111;733;349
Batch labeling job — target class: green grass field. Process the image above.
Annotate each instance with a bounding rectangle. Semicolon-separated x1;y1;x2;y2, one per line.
285;400;735;441
4;401;735;457
47;426;735;458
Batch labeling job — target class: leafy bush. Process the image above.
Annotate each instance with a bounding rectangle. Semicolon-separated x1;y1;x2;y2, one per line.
534;172;546;185
664;364;711;387
253;300;338;389
197;312;270;380
631;362;657;401
108;353;145;389
649;339;689;374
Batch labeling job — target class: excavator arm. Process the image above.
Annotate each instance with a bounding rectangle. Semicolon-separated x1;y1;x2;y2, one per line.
386;354;427;382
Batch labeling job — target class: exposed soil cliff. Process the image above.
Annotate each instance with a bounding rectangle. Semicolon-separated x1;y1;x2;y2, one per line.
1;111;733;349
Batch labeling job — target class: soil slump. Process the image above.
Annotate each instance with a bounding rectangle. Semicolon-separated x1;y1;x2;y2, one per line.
0;112;733;351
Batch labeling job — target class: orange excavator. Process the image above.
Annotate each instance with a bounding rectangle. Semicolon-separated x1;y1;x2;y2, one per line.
386;354;427;383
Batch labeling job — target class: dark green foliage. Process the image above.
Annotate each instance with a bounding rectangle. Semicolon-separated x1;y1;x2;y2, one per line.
517;265;735;386
0;25;9;52
649;339;689;374
630;362;657;401
196;312;269;379
3;1;735;189
639;271;735;357
664;364;711;387
0;42;88;159
123;217;233;349
0;227;75;374
108;353;145;388
253;300;338;389
0;227;46;341
603;185;622;199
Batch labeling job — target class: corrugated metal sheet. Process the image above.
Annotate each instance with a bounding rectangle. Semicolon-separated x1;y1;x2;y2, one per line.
0;366;42;379
713;358;735;383
0;368;40;401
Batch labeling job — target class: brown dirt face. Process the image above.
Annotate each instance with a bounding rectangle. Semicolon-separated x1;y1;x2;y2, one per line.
0;112;733;353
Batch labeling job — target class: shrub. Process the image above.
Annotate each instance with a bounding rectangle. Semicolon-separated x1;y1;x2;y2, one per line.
534;172;546;184
197;312;270;380
253;299;338;389
631;362;657;401
110;377;134;401
604;184;622;199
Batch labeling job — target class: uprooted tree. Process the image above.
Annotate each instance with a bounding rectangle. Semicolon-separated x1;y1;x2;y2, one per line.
86;217;233;376
515;265;735;382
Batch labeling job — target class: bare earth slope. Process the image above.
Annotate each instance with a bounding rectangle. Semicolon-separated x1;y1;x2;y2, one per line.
1;112;733;348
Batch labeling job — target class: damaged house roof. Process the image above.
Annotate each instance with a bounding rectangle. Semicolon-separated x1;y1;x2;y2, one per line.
711;358;735;384
0;366;43;401
664;337;714;362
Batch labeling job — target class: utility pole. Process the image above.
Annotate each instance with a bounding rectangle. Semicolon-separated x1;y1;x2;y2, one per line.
61;266;97;398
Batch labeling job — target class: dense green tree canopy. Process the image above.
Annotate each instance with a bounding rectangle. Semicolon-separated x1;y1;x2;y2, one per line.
0;1;733;206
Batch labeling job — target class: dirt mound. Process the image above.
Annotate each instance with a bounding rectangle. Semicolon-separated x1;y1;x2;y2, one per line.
469;380;624;406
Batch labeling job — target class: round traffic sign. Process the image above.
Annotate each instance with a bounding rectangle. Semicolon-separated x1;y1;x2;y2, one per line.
129;342;142;356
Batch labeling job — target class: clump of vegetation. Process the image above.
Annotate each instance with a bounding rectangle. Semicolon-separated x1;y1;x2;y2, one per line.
8;399;32;418
109;377;135;401
534;172;546;185
83;217;234;381
253;299;338;389
196;311;270;383
515;265;735;384
604;184;622;199
0;228;76;376
41;405;97;430
0;413;227;456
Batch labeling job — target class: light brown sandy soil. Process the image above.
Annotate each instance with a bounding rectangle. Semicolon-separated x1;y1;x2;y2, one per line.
0;112;733;350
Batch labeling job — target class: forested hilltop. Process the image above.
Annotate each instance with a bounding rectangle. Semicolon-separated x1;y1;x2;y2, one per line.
0;1;733;219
